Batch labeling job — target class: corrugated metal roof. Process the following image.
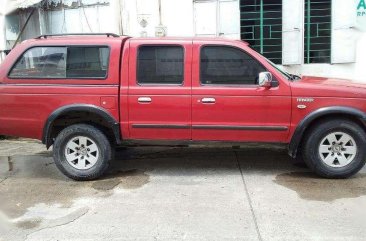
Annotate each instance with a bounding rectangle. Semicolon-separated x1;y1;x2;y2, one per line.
1;0;43;15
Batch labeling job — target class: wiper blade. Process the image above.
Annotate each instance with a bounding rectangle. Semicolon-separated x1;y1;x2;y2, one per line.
288;74;301;80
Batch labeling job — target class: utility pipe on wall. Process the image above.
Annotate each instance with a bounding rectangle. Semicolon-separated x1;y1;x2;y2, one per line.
0;13;6;63
12;7;36;49
158;0;162;25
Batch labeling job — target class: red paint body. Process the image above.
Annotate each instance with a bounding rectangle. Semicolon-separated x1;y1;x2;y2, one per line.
1;36;366;146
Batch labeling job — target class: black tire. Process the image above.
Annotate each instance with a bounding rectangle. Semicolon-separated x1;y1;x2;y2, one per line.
302;119;366;178
53;124;112;181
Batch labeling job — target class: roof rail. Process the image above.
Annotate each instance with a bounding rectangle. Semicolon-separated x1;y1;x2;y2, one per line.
35;33;120;39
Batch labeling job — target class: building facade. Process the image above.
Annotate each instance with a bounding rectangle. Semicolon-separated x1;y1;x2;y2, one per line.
1;0;366;81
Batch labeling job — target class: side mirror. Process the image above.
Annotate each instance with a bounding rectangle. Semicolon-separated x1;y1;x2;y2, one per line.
258;72;273;88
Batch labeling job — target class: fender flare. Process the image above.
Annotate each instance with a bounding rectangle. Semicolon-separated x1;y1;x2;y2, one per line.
289;106;366;157
42;104;121;148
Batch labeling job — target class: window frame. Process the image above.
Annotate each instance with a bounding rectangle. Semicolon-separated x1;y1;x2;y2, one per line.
7;45;111;80
199;44;270;87
240;0;284;64
136;44;185;86
304;0;332;64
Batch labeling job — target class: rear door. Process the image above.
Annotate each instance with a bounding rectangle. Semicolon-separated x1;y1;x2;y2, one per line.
127;39;192;140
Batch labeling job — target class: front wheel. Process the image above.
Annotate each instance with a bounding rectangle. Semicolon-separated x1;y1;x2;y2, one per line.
53;124;112;181
302;119;366;178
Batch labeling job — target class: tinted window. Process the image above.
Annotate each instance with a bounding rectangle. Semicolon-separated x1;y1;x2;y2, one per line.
9;46;109;79
200;46;266;85
137;46;184;84
9;47;66;78
67;47;109;78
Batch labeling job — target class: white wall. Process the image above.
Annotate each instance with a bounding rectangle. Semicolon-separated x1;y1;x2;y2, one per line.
283;33;366;82
121;0;159;37
161;0;194;37
120;0;239;38
1;0;365;83
282;0;366;82
121;0;194;37
126;0;364;83
44;1;119;34
193;0;240;39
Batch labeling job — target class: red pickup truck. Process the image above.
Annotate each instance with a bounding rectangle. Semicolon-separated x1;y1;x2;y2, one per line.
1;33;366;180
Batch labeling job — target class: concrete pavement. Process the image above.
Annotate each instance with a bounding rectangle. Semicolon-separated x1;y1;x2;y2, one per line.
0;139;366;241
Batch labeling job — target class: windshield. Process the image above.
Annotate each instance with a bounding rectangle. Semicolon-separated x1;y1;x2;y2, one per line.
247;44;300;81
263;57;292;80
264;57;302;81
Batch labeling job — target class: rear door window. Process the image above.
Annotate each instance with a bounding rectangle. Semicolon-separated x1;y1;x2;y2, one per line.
137;46;184;85
9;46;110;79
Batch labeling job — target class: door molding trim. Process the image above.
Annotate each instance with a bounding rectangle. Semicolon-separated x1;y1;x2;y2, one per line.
132;124;190;129
192;125;288;131
132;124;288;131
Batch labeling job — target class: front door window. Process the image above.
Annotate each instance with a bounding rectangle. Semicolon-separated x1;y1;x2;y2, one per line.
200;46;265;85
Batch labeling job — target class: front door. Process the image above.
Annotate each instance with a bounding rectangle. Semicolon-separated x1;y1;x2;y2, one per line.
191;41;291;142
127;39;192;140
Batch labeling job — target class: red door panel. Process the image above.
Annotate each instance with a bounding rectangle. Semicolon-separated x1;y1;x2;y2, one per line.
127;39;192;140
191;40;292;142
128;94;191;139
192;93;291;142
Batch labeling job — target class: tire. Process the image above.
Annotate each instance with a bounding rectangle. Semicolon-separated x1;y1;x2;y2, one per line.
302;119;366;178
53;124;112;181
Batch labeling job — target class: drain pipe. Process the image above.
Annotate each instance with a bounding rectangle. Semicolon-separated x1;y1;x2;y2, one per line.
158;0;162;25
12;7;36;49
155;0;166;37
0;13;6;62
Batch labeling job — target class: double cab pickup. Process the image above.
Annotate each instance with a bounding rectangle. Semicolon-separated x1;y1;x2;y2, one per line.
1;33;366;180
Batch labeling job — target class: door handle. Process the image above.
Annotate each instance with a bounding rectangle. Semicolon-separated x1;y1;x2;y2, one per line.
201;97;216;104
138;97;152;103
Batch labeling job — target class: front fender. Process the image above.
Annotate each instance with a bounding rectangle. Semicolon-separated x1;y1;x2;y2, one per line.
289;106;366;157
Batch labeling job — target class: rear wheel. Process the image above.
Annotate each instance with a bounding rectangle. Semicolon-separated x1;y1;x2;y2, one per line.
302;119;366;178
53;124;112;181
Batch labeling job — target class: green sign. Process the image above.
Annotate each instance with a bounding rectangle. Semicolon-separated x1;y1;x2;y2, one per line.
357;0;366;31
358;0;366;16
358;0;366;11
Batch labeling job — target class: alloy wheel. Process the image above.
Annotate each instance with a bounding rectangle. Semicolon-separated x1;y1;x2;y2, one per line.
318;132;357;168
64;136;99;170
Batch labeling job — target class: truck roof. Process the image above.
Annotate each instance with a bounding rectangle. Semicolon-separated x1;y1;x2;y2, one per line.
23;34;249;45
130;36;248;43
